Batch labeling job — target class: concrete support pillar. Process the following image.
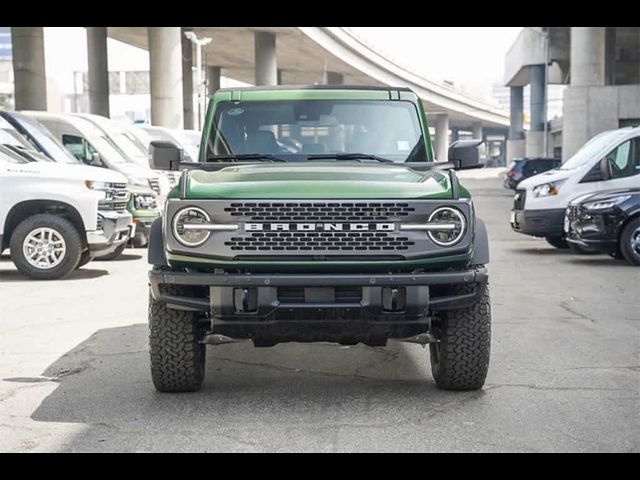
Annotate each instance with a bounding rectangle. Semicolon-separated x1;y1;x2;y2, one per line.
472;122;485;160
207;66;221;96
11;27;47;111
450;128;460;143
148;27;184;129
570;27;606;86
86;27;110;118
529;65;546;132
254;31;277;86
325;71;344;85
509;86;524;140
181;28;194;130
433;114;450;162
507;86;525;161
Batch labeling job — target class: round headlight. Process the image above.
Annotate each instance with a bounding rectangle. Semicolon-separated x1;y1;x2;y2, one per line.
427;207;466;246
172;207;211;247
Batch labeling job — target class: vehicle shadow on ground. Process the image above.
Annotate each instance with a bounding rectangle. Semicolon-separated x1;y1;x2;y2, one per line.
93;253;144;262
22;324;479;451
0;268;109;282
567;257;632;268
510;247;574;256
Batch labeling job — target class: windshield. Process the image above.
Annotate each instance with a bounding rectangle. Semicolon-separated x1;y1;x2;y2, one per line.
206;100;425;163
91;136;129;165
0;144;29;164
559;130;630;170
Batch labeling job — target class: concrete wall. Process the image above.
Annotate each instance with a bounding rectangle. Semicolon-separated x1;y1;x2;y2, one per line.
562;84;640;159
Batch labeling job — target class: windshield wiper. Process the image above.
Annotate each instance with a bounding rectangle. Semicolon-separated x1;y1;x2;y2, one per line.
206;153;287;163
306;153;394;163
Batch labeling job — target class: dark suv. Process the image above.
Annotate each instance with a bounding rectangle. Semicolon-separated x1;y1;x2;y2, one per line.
504;158;560;190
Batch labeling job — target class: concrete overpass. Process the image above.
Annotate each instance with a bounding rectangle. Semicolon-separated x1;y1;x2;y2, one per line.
11;27;510;160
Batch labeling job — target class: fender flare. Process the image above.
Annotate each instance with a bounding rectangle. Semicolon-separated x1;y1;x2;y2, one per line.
472;217;490;265
148;217;168;267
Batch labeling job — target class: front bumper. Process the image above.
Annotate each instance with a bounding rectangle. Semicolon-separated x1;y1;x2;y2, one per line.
565;206;619;254
149;267;488;345
510;208;565;238
87;211;133;257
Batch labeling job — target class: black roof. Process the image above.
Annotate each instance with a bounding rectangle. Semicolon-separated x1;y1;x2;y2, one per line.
216;84;414;93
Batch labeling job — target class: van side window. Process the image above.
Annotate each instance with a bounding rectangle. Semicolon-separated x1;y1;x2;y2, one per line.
605;138;640;179
62;134;87;162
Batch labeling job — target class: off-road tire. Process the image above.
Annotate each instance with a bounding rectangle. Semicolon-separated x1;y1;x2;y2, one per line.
620;217;640;266
430;284;491;391
96;243;126;261
10;214;82;280
545;236;569;249
149;286;206;392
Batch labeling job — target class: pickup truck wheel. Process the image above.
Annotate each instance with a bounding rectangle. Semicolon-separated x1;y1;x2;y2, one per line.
430;285;491;391
620;218;640;266
149;286;206;392
545;236;569;249
9;214;82;280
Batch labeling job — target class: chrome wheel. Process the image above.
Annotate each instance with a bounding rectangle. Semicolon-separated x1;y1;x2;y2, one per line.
631;227;640;257
22;228;67;270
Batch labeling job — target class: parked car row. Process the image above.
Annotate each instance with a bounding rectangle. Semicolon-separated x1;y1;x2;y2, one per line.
0;109;201;279
510;126;640;266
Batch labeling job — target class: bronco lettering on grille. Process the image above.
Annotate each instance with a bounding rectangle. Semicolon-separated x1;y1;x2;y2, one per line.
245;223;395;232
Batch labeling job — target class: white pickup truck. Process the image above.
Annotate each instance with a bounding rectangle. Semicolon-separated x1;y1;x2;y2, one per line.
0;144;133;280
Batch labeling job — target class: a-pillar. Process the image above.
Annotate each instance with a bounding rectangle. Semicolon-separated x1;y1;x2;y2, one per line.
86;27;110;117
207;66;221;96
526;64;546;157
507;86;525;161
148;27;184;129
11;27;47;111
433;114;450;161
181;28;194;130
563;27;607;159
254;31;277;86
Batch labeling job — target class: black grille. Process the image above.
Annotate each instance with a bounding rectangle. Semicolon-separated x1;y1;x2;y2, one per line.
514;190;526;210
224;202;415;222
278;287;362;304
225;231;414;252
566;205;579;222
99;200;128;213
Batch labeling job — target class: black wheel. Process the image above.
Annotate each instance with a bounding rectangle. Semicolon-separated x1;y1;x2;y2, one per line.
76;250;93;269
620;217;640;266
430;284;491;391
9;214;82;280
545;236;569;249
96;243;126;261
149;285;206;392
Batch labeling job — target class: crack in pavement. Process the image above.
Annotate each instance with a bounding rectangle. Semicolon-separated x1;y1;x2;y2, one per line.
559;302;597;323
485;383;637;393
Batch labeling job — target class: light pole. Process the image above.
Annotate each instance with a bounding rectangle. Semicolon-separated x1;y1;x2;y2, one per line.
184;31;212;130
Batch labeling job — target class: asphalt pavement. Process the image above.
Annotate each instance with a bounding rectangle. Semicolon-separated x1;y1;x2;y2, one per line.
0;176;638;452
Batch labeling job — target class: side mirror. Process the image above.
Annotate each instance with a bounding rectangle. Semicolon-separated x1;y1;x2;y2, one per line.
448;139;483;170
150;141;183;171
581;158;610;183
599;157;612;181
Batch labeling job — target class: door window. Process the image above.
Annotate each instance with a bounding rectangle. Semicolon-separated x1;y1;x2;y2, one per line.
604;138;640;179
62;134;88;162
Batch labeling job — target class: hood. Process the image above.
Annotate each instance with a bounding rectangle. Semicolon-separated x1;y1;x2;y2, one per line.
179;163;455;199
573;188;640;205
518;168;569;189
3;160;127;184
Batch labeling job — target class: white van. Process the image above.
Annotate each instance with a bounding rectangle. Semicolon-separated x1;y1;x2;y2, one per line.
511;126;640;248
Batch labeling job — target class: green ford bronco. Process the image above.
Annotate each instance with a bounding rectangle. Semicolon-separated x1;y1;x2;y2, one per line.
147;86;491;392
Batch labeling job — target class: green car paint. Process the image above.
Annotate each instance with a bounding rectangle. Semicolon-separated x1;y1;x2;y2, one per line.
127;184;160;220
166;86;473;271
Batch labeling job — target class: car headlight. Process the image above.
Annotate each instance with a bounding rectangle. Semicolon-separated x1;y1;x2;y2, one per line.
533;180;566;197
172;207;211;247
134;194;157;211
583;195;630;211
427;207;466;246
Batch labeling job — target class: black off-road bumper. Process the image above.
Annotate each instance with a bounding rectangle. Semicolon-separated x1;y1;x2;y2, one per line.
149;268;488;345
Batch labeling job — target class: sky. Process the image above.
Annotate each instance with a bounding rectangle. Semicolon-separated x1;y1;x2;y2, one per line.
42;27;522;102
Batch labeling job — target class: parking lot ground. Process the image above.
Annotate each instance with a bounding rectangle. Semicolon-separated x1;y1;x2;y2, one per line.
0;176;638;452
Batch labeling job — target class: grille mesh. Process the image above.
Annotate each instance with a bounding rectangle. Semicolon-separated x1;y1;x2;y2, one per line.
224;202;415;222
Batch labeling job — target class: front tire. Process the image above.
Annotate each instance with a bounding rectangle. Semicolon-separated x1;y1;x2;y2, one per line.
545;236;569;249
149;286;206;392
9;214;82;280
620;217;640;266
430;285;491;391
